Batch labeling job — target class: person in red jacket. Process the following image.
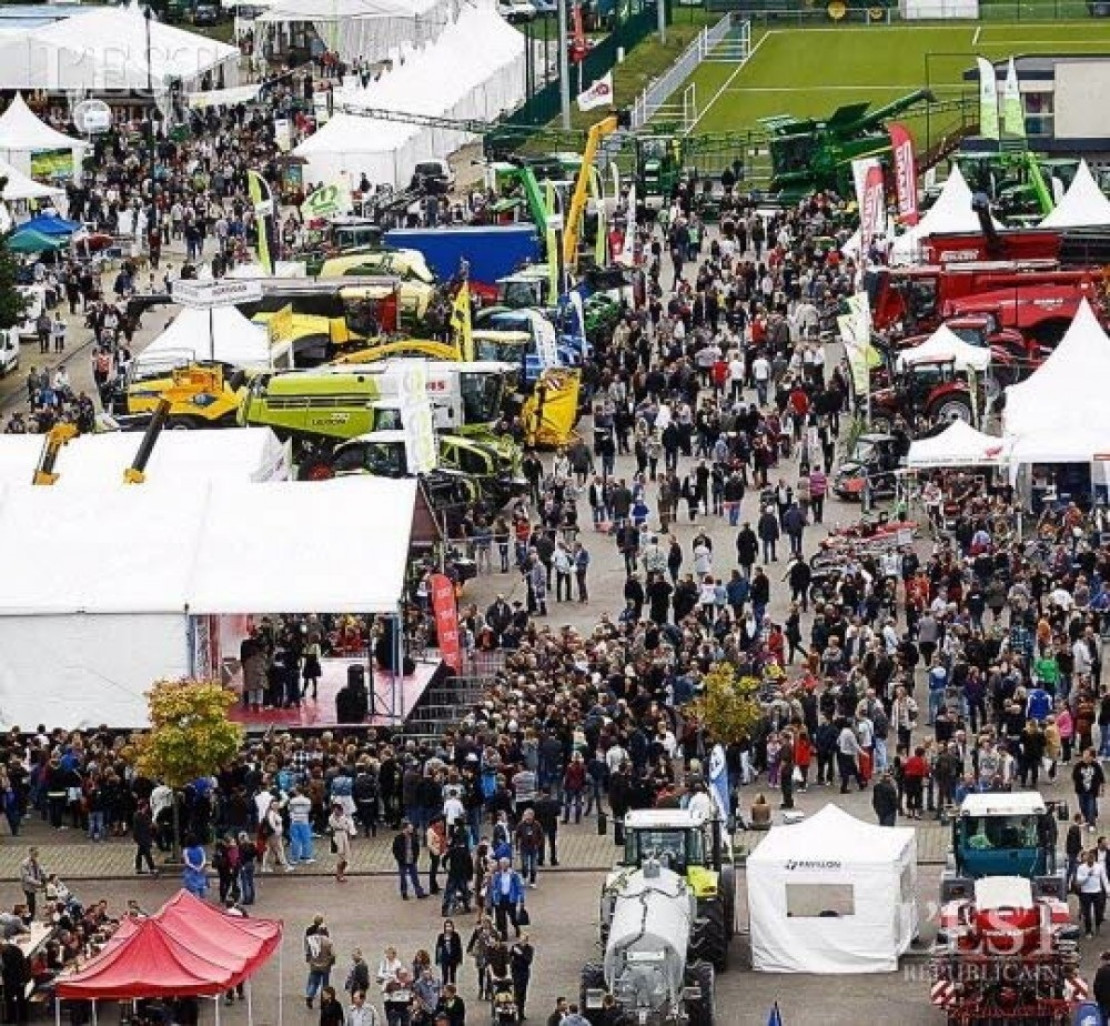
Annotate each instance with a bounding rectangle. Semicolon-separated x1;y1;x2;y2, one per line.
562;753;587;825
902;746;929;819
793;727;813;791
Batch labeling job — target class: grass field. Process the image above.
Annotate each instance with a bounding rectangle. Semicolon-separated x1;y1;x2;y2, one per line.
682;20;1110;144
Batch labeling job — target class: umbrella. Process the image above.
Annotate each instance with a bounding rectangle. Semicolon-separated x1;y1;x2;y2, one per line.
7;227;66;253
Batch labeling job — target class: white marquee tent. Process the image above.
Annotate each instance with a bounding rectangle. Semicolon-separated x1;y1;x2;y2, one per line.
141;304;292;370
1003;299;1110;440
1040;160;1110;229
747;805;918;974
895;323;992;372
0;477;417;728
891;166;1000;264
258;0;453;66
0;7;239;94
0;94;85;180
0;153;63;201
295;0;525;188
0;428;289;489
906;419;1011;468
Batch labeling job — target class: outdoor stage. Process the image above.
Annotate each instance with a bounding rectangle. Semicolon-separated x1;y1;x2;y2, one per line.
227;656;445;731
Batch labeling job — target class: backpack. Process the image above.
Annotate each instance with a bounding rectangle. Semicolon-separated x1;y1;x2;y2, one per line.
871;708;889;741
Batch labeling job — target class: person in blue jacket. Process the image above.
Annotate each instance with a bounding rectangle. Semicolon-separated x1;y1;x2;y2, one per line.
485;857;525;940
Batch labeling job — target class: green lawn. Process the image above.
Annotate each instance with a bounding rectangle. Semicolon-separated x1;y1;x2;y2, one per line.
684;20;1110;147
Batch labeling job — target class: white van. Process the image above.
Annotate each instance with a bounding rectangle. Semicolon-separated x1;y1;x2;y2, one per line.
0;328;20;377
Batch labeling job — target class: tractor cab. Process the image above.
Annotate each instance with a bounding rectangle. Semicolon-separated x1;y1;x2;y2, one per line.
942;792;1066;902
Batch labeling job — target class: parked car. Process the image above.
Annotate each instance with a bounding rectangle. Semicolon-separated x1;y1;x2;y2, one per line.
191;3;220;24
497;0;537;21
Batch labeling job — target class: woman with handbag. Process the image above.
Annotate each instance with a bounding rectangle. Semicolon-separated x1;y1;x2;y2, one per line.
328;801;356;883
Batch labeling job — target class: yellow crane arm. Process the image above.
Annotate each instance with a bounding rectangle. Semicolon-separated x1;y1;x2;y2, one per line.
561;115;618;271
31;423;78;486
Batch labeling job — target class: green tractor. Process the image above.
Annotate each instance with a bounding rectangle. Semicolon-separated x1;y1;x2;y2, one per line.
635;134;685;212
761;89;934;202
600;809;736;970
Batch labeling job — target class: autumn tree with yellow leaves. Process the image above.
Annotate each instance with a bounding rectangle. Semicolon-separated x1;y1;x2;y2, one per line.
688;664;763;746
134;679;243;857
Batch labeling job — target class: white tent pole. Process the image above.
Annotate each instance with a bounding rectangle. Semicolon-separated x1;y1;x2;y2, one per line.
215;993;221;1026
245;978;254;1026
91;999;98;1026
53;996;61;1026
277;940;283;1026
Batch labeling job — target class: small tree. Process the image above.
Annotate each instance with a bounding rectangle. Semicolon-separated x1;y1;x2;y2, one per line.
134;679;243;858
688;663;762;746
0;185;28;332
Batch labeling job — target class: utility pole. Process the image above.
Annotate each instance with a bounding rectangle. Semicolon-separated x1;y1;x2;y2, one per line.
558;0;571;129
657;0;666;46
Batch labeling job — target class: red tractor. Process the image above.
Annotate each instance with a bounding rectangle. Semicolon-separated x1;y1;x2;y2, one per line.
930;876;1087;1025
892;314;1050;387
869;357;978;435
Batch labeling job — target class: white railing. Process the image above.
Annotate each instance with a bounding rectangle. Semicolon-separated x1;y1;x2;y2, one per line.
629;13;744;130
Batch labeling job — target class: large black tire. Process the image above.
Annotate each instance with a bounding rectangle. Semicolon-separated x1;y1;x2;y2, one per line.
719;865;737;940
684;961;715;1026
579;963;606;1026
298;456;335;481
690;899;728;971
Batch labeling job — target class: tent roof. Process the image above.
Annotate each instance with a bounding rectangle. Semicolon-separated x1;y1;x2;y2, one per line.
143;305;277;370
0;429;288;489
1003;299;1110;436
21;212;77;234
0;94;83;151
57;890;281;1000
747;804;915;867
260;0;440;22
906;419;1011;468
0;9;238;91
1041;160;1110;229
0;477;415;616
895;323;991;372
6;225;63;252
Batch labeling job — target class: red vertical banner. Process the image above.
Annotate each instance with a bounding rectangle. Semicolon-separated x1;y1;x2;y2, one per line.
888;121;919;227
571;4;587;62
860;164;885;256
430;573;462;672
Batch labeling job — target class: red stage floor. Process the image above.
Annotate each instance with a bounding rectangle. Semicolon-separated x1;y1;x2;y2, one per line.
227;657;441;731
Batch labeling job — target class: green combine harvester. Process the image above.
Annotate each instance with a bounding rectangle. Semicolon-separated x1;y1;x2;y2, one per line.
760;89;934;201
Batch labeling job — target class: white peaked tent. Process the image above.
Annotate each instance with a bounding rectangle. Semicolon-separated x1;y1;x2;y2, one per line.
142;305;291;370
907;419;1011;468
891;166;1000;264
1040;160;1110;228
0;94;85;179
895;323;992;372
1003;299;1110;438
747;805;918;974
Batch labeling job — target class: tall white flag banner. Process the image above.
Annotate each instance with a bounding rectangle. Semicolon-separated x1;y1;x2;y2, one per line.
577;72;614;112
709;744;731;824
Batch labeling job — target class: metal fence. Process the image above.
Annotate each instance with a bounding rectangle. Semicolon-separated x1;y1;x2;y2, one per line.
707;0;1107;20
629;12;738;129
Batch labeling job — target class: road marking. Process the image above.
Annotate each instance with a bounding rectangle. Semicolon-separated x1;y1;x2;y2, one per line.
685;29;774;134
972;25;981;46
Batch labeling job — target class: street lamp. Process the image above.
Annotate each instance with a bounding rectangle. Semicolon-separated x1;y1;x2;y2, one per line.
145;5;155;178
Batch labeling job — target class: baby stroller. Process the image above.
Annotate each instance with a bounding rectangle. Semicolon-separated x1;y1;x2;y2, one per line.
490;980;519;1026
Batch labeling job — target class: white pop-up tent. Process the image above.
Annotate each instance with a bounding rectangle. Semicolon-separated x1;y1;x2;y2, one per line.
891;166;1000;264
895;323;992;373
1003;299;1110;439
0;94;86;180
142;305;292;370
0;476;416;727
906;419;1011;468
1040;160;1110;229
0;428;289;489
747;805;918;974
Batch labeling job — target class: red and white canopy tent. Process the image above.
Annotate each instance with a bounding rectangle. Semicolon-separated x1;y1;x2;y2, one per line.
55;891;283;1026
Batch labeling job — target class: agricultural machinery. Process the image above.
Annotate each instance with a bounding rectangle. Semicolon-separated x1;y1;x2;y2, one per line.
583;860;716;1026
600;809;736;971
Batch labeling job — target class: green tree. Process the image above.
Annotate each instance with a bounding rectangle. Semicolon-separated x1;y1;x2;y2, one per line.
688;663;762;746
134;679;243;857
0;185;28;331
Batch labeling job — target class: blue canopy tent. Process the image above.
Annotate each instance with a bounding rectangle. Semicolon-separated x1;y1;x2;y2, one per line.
20;213;78;235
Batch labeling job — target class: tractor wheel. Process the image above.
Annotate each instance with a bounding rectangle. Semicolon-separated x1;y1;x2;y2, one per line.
931;396;972;424
298;457;335;481
579;963;606;1026
690;899;728;971
168;416;199;430
684;962;715;1026
719;864;737;939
